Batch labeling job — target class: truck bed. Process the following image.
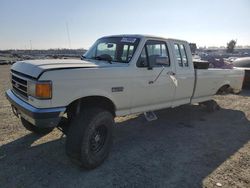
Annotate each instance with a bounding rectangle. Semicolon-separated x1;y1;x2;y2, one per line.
191;68;244;103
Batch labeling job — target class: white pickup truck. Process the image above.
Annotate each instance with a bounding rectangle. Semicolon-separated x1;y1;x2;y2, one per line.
6;35;244;169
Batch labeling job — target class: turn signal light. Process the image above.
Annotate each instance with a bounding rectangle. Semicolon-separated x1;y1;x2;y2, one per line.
36;82;52;99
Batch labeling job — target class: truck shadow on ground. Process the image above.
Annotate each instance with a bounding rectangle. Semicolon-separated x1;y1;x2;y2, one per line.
0;105;250;188
238;88;250;96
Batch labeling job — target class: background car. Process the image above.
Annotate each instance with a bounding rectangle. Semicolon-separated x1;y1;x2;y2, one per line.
233;57;250;88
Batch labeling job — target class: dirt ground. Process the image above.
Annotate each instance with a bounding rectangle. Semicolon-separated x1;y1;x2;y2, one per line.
0;65;249;188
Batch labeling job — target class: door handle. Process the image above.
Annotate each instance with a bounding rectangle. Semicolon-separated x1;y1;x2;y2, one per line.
167;71;175;76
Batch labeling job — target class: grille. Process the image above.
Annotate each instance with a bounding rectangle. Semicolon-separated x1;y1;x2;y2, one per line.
12;74;28;98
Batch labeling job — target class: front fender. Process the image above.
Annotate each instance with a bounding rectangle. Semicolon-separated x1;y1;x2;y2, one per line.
65;88;117;108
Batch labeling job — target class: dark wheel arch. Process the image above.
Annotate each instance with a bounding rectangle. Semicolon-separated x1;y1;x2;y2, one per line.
216;84;231;95
66;96;116;120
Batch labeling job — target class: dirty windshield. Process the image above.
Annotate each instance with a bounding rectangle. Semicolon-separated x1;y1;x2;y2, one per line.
84;37;140;63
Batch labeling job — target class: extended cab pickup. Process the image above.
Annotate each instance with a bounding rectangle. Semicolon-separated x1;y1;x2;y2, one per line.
6;35;244;169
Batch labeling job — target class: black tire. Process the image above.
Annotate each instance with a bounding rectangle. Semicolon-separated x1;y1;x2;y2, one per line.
21;117;54;135
202;100;220;112
65;108;114;169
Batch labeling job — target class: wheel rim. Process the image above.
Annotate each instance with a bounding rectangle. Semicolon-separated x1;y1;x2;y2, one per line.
89;125;107;153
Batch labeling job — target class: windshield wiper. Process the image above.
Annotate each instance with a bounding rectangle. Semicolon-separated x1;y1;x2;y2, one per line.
112;60;128;64
81;55;87;60
93;55;112;64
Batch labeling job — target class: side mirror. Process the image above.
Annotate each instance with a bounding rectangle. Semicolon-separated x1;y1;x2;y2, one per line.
155;57;169;66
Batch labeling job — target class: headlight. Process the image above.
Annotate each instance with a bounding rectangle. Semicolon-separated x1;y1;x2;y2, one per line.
27;81;52;99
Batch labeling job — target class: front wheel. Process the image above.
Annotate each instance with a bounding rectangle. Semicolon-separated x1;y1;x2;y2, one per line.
21;117;54;135
65;108;114;169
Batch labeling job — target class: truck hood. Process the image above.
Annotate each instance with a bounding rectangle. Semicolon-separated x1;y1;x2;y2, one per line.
11;59;121;79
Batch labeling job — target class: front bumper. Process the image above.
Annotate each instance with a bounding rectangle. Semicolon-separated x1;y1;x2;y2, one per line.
6;89;66;128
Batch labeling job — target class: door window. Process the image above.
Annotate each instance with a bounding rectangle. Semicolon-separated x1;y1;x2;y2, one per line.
137;40;170;67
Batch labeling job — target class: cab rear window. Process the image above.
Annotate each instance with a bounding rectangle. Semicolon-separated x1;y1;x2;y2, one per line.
174;43;189;67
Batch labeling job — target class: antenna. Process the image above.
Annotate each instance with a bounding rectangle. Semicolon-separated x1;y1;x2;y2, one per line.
30;40;33;50
66;22;71;49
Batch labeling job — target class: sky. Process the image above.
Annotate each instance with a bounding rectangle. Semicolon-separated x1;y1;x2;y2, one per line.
0;0;249;50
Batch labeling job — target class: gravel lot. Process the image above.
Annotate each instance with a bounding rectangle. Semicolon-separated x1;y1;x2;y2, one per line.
0;65;249;188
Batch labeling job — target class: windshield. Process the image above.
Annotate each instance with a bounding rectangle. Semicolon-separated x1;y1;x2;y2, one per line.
83;37;140;63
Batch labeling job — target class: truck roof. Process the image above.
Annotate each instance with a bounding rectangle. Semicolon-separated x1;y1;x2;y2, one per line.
101;34;188;43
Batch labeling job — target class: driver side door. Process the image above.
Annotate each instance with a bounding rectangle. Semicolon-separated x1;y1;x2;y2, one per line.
130;40;176;113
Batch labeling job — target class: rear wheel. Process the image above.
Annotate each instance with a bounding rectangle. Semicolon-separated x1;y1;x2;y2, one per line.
65;108;114;169
21;117;54;135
